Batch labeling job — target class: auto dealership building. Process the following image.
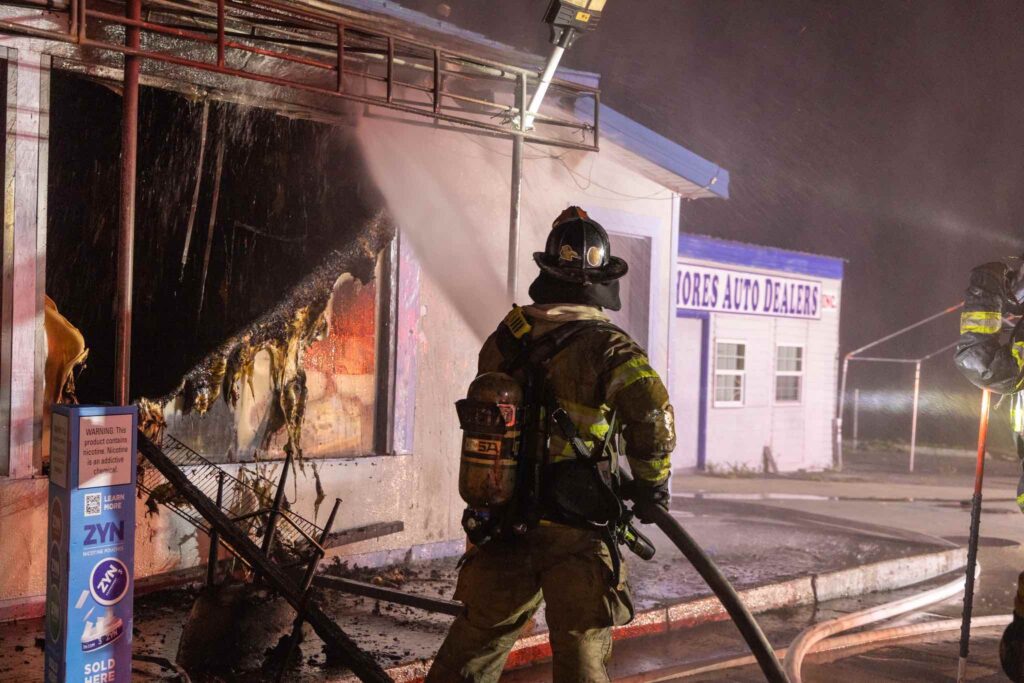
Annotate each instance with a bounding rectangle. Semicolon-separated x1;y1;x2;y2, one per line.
670;235;845;474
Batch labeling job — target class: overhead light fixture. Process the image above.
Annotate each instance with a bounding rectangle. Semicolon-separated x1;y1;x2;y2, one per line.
543;0;607;46
523;0;609;129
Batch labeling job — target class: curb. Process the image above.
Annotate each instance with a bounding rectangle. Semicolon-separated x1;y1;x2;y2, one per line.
339;546;966;683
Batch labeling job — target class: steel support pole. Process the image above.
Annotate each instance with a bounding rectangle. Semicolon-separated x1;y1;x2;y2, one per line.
852;389;860;452
835;355;850;470
115;0;142;406
524;28;573;130
507;73;526;303
277;498;342;682
207;471;225;586
262;450;292;554
909;361;922;473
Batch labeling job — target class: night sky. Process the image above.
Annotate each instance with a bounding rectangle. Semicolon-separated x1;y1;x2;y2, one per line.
399;0;1024;450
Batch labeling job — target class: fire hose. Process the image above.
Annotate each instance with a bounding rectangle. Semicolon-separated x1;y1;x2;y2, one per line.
615;390;997;682
621;471;789;683
614;572;996;683
784;572;969;682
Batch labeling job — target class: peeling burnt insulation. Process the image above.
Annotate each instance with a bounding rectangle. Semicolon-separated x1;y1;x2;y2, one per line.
47;70;394;469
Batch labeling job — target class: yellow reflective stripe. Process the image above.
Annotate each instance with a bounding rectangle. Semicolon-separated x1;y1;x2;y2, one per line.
548;430;607;460
1017;492;1024;510
1013;394;1024;433
560;400;609;429
607;356;660;398
960;311;1001;335
1013;341;1024;371
503;306;532;339
628;455;671;484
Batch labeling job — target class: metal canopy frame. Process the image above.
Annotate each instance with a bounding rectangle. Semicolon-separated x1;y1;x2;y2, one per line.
0;0;601;400
835;302;964;472
0;0;599;151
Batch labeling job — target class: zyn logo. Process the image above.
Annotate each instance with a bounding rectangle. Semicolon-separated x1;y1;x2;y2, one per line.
89;558;129;607
84;521;124;546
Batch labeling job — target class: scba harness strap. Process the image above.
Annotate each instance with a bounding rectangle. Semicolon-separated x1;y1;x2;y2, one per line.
494;305;626;376
490;307;651;584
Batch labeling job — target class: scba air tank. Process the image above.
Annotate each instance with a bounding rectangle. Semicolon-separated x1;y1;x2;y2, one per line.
454;372;523;507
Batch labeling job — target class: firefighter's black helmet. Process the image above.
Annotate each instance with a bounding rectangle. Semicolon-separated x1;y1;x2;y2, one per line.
533;206;628;284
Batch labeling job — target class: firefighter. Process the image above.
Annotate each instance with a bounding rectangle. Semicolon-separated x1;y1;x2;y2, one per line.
426;207;676;683
954;258;1024;509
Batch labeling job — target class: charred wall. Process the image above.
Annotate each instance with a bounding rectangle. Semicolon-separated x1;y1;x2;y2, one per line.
46;71;389;405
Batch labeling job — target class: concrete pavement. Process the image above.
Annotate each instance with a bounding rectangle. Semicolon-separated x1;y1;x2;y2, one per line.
1;448;1008;682
505;449;1024;682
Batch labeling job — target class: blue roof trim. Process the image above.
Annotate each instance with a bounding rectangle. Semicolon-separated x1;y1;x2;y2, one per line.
591;104;729;199
335;0;600;87
679;234;844;280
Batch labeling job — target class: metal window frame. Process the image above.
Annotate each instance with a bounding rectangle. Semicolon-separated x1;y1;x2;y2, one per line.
0;48;12;476
712;339;745;408
773;344;803;405
373;233;398;456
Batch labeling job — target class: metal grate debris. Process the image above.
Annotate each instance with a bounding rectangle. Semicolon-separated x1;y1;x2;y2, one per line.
137;432;323;563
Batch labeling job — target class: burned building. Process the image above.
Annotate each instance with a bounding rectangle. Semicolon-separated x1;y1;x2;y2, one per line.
0;0;728;623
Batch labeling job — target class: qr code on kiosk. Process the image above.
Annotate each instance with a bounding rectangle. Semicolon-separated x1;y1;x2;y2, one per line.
84;493;102;517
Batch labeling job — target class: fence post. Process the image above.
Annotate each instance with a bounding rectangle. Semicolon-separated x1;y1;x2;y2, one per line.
909;361;922;473
852;389;860;452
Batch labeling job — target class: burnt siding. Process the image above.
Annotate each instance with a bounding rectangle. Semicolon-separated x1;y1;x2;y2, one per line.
46;71;388;402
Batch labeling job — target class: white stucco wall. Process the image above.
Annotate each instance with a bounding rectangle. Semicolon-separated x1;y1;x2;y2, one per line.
0;101;682;611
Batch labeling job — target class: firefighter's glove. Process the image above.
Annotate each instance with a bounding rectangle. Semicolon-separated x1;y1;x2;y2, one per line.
623;479;670;524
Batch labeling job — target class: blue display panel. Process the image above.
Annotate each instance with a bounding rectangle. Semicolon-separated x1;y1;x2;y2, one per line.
45;405;137;683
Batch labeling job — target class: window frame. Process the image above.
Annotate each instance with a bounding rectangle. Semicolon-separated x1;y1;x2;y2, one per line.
712;339;746;408
373;235;399;455
774;344;804;405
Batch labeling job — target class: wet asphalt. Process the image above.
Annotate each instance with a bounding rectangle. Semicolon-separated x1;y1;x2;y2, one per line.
505;449;1024;682
2;448;1020;681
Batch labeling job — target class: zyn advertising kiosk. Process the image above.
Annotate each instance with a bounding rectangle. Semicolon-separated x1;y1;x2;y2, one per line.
45;405;137;683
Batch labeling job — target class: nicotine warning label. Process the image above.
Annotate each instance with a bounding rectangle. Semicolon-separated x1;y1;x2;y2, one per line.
78;415;132;489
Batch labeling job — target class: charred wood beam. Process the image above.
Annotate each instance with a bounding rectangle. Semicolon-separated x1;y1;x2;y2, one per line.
313;575;463;617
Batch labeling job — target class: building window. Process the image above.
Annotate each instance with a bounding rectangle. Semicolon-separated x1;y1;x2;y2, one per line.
293;241;399;459
714;341;745;407
775;345;804;403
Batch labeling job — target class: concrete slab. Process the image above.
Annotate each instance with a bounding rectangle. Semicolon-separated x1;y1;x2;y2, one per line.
0;496;965;682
